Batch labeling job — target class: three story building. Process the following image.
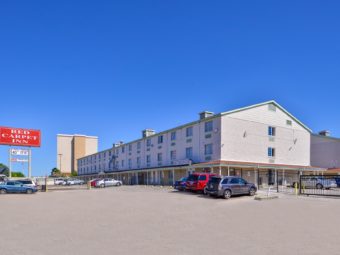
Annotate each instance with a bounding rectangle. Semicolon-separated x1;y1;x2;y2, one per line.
78;101;324;187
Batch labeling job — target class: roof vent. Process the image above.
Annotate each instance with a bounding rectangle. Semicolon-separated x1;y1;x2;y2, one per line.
142;129;156;138
113;141;124;147
199;111;214;120
318;130;330;137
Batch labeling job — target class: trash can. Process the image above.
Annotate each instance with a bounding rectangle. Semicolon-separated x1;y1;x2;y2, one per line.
87;181;91;190
41;185;47;192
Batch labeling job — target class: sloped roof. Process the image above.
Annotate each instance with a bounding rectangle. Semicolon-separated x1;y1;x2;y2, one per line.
221;100;312;133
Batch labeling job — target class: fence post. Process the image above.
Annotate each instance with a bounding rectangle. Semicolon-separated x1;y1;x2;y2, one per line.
299;173;302;195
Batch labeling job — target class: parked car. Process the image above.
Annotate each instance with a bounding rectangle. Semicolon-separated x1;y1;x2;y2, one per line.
186;173;217;193
95;178;122;188
174;177;188;191
66;179;85;185
16;179;37;187
205;176;257;199
90;178;102;187
335;177;340;188
302;177;337;189
54;178;66;185
0;181;38;194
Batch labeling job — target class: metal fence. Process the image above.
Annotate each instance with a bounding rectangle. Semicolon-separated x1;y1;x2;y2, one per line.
300;175;340;197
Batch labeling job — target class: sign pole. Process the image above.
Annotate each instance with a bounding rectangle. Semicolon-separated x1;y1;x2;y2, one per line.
28;148;32;178
9;146;12;178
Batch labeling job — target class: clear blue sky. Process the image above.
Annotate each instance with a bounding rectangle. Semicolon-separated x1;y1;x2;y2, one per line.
1;0;339;176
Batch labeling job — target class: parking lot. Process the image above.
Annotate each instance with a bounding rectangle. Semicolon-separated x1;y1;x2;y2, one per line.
1;186;340;255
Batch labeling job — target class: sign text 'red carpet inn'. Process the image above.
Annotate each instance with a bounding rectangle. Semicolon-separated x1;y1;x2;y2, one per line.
0;127;41;147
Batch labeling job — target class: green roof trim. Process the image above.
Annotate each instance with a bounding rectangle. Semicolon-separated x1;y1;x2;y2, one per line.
220;100;312;133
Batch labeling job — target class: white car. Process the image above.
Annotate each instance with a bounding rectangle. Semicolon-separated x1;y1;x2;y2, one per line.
66;179;85;185
54;178;66;185
95;178;122;188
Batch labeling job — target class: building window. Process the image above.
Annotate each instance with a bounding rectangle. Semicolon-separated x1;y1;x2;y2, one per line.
146;139;151;147
268;147;275;157
171;131;176;141
137;157;141;168
121;146;125;153
186;147;193;159
205;121;213;132
146;155;151;165
205;144;213;155
268;104;276;112
286;120;292;126
129;144;132;152
158;135;163;144
137;142;141;150
170;150;176;160
121;160;125;167
157;153;162;162
186;127;193;137
128;159;132;169
268;126;276;136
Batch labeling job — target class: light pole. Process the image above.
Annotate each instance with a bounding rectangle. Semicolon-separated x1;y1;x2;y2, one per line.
58;154;63;174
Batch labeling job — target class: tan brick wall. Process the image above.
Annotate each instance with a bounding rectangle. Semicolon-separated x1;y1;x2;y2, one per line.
73;136;86;173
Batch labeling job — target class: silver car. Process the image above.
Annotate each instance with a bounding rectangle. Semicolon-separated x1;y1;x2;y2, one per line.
302;177;337;189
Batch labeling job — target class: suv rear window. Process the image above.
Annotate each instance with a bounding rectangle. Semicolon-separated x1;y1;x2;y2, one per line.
210;177;222;183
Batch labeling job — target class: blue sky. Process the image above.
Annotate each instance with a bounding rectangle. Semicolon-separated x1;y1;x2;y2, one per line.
0;0;340;176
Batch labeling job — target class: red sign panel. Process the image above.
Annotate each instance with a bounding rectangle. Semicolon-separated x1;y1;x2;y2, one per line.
0;127;41;147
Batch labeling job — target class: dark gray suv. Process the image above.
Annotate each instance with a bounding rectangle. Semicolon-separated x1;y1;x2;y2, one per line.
205;176;257;199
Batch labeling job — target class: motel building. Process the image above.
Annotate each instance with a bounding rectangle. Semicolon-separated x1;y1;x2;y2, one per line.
77;101;325;189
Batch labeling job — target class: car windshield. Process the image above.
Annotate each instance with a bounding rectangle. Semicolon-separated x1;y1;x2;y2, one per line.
210;177;222;183
187;175;198;181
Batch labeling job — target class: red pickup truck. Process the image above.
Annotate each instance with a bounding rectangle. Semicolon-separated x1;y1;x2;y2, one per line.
186;173;217;193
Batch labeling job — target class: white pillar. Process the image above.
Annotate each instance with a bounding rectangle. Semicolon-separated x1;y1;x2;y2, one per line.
219;166;222;176
172;169;175;185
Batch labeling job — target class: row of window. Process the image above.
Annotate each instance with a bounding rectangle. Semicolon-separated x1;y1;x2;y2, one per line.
79;122;215;165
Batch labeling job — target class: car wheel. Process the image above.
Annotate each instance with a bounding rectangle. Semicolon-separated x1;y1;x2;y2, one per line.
26;189;33;194
249;188;256;196
100;184;105;188
117;182;121;186
223;190;231;199
316;184;323;189
0;189;7;194
203;188;208;195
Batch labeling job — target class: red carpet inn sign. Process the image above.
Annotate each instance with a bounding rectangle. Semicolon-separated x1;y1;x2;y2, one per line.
0;127;41;147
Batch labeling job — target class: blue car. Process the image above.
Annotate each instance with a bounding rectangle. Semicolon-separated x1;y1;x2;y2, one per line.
0;181;38;194
174;177;188;191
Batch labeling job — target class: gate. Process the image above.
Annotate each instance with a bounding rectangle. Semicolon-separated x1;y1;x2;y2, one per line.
300;175;340;197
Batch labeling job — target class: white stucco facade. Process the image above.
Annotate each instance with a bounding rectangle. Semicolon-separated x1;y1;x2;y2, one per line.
221;104;311;166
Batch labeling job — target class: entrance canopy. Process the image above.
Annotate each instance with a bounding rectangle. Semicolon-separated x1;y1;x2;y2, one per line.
194;160;326;172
